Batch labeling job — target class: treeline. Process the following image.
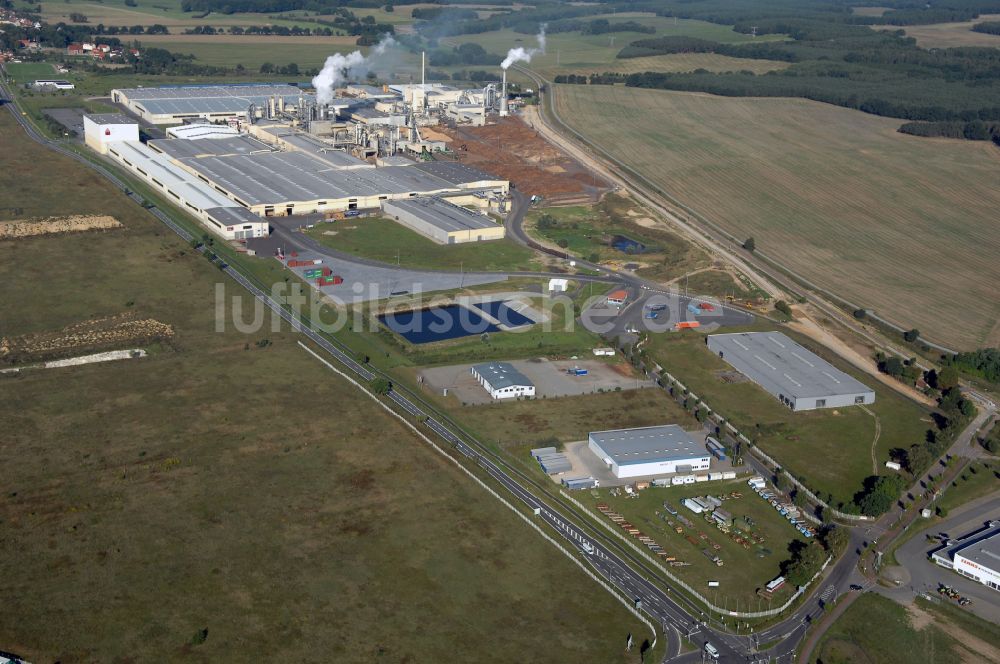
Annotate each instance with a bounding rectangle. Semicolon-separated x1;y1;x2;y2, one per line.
898;120;1000;142
184;24;337;36
100;24;170;35
624;69;1000;122
972;20;1000;34
613;13;1000;122
411;7;480;22
428;42;501;67
942;348;1000;384
544;18;655;35
554;72;626;85
618;35;797;61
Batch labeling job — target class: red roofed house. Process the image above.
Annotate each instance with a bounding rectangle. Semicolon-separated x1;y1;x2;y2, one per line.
607;289;628;307
67;43;85;56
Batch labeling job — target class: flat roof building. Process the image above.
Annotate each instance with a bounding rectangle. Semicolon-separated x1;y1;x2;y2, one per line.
102;140;268;241
706;332;875;411
382;197;504;244
165;123;241;140
471;361;535;400
588;425;711;479
111;83;309;124
931;522;1000;592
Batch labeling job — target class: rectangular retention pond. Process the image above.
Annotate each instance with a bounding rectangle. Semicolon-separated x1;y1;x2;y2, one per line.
379;304;499;344
473;300;536;328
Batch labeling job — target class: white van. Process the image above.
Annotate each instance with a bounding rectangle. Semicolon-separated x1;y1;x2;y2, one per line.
704;642;720;660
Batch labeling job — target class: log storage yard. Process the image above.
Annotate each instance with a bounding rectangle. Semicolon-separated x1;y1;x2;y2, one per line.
2;0;999;662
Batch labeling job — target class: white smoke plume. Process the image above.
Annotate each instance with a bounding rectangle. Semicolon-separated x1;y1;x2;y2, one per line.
500;24;547;69
312;35;396;105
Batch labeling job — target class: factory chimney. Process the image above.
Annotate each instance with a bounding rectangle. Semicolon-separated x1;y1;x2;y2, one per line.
499;68;509;117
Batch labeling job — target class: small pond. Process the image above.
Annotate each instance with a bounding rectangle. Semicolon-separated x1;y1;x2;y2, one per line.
379;304;499;344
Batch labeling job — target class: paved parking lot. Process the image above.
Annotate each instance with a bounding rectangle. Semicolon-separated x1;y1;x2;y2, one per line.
419;357;655;405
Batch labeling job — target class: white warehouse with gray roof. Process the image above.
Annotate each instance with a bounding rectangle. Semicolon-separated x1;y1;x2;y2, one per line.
471;362;535;400
588;425;710;479
707;332;874;411
382;197;505;244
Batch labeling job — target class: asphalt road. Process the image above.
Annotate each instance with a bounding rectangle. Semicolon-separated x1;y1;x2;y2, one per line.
882;492;1000;623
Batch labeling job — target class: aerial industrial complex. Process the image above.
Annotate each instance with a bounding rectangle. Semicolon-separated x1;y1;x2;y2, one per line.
85;81;512;244
706;332;875;411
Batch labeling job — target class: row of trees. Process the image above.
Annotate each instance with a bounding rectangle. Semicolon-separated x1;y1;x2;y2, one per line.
184;24;336;36
898;119;999;141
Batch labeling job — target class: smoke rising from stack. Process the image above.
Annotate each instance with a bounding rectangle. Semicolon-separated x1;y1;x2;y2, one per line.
500;25;547;69
312;35;396;105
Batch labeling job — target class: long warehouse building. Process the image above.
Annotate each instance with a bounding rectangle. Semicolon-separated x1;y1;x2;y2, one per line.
382;197;504;244
706;332;874;411
111;83;310;124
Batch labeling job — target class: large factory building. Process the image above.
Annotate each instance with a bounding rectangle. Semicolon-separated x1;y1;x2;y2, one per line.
706;332;875;411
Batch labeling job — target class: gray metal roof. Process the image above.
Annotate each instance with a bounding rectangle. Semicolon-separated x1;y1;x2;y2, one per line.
119;84;309;116
472;361;533;390
255;126;371;169
955;529;1000;571
383;197;499;233
179;152;457;206
84;113;135;125
707;332;874;401
589;425;705;466
149;135;272;160
205;207;265;226
413;161;503;186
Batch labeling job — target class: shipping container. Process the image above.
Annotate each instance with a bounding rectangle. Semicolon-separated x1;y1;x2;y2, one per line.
675;321;701;330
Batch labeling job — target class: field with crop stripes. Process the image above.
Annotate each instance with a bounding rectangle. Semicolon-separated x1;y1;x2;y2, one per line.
554;85;1000;350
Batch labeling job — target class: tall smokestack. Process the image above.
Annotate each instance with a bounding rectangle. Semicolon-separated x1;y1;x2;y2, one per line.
500;68;509;117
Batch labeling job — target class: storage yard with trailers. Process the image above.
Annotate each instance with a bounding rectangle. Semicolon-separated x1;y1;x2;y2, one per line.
581;478;808;607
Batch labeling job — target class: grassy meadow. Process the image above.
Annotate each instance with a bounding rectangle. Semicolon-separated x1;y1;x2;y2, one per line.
554;85;1000;350
814;594;997;663
305;215;539;272
0;110;652;662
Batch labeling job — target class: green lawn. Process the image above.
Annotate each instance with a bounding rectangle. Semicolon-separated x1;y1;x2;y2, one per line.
645;328;930;507
305;216;540;272
936;460;1000;514
583;481;805;608
0;110;652;662
2;61;57;81
526;195;707;282
814;594;983;664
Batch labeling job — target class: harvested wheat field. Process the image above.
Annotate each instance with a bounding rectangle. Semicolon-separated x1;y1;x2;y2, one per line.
555;85;1000;349
0;215;122;239
438;117;610;202
890;15;1000;49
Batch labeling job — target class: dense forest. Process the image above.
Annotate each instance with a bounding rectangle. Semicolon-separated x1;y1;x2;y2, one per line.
972;20;1000;34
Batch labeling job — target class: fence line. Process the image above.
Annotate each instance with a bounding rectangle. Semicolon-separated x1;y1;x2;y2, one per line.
560;491;825;618
649;363;870;523
299;342;657;646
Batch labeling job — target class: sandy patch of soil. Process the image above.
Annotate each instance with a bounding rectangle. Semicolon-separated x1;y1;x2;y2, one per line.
0;215;121;239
